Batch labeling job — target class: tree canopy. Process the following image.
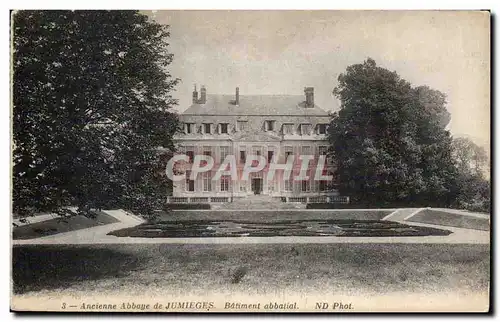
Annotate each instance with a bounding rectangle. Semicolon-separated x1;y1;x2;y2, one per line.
329;58;459;207
451;137;490;212
13;10;179;218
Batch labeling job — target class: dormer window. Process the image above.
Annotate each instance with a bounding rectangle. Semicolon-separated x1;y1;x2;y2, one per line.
203;123;212;134
185;123;195;134
300;123;313;135
219;123;229;134
265;120;275;132
317;124;328;135
282;123;294;135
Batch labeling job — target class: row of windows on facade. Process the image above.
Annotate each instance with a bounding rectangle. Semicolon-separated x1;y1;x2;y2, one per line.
183;121;329;135
182;171;330;193
178;145;330;163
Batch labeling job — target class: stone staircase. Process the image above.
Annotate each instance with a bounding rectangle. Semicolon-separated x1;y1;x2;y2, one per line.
216;195;305;210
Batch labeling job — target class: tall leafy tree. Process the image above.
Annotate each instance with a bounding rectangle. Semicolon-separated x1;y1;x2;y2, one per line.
329;58;458;206
451;137;490;212
452;137;489;176
13;10;179;218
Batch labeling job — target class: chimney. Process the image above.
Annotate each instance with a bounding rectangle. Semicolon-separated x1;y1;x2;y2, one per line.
192;84;198;104
200;85;207;104
304;87;314;107
235;87;240;106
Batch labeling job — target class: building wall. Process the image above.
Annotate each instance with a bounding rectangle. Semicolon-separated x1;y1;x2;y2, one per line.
172;113;336;198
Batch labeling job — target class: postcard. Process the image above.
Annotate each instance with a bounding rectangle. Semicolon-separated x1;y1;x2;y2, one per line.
11;9;490;313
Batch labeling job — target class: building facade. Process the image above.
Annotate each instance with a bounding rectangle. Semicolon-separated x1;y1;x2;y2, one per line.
171;86;342;203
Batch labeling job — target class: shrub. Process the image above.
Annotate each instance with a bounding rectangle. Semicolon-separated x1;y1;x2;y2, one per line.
307;203;346;209
164;203;211;210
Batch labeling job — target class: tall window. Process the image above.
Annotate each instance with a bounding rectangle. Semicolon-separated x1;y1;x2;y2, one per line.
252;146;262;157
317;124;327;135
203;146;212;157
301;180;311;192
318;146;328;156
319;180;328;191
203;171;212;192
203;123;212;134
240;150;246;163
237;120;248;132
185;170;195;192
267;150;274;162
220;146;230;162
282;123;294;135
300;123;313;135
301;145;311;156
220;175;230;192
265;120;275;131
186;146;195;163
284;179;292;192
219;123;229;134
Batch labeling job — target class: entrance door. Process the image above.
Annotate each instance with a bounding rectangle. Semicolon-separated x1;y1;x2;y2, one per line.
251;178;263;195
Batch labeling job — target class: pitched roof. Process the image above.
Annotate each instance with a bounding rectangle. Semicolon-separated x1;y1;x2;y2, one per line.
182;95;329;116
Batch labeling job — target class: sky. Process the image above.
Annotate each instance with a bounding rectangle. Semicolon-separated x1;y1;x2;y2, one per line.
149;10;490;148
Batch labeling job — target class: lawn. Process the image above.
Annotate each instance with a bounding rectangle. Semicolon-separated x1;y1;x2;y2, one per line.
12;211;119;240
12;243;490;298
409;209;490;231
155;210;392;222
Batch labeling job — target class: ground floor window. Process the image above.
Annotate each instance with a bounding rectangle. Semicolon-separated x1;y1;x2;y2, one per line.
185;170;195;192
203;171;212;192
220;176;230;192
284;179;292;192
301;180;311;192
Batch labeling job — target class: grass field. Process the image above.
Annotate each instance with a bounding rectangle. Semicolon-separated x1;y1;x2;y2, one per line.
12;212;119;240
12;243;490;297
409;209;490;231
155;210;392;222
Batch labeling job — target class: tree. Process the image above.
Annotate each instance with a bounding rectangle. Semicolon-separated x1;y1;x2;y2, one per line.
451;137;490;212
329;58;458;206
12;11;179;219
452;137;489;175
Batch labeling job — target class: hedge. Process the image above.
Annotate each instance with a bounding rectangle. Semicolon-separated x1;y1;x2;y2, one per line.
165;203;211;210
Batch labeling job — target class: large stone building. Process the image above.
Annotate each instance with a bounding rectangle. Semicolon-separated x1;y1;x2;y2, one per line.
170;86;346;203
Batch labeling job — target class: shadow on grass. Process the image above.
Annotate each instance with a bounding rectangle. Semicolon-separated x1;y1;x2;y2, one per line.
12;245;142;294
13;211;119;240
